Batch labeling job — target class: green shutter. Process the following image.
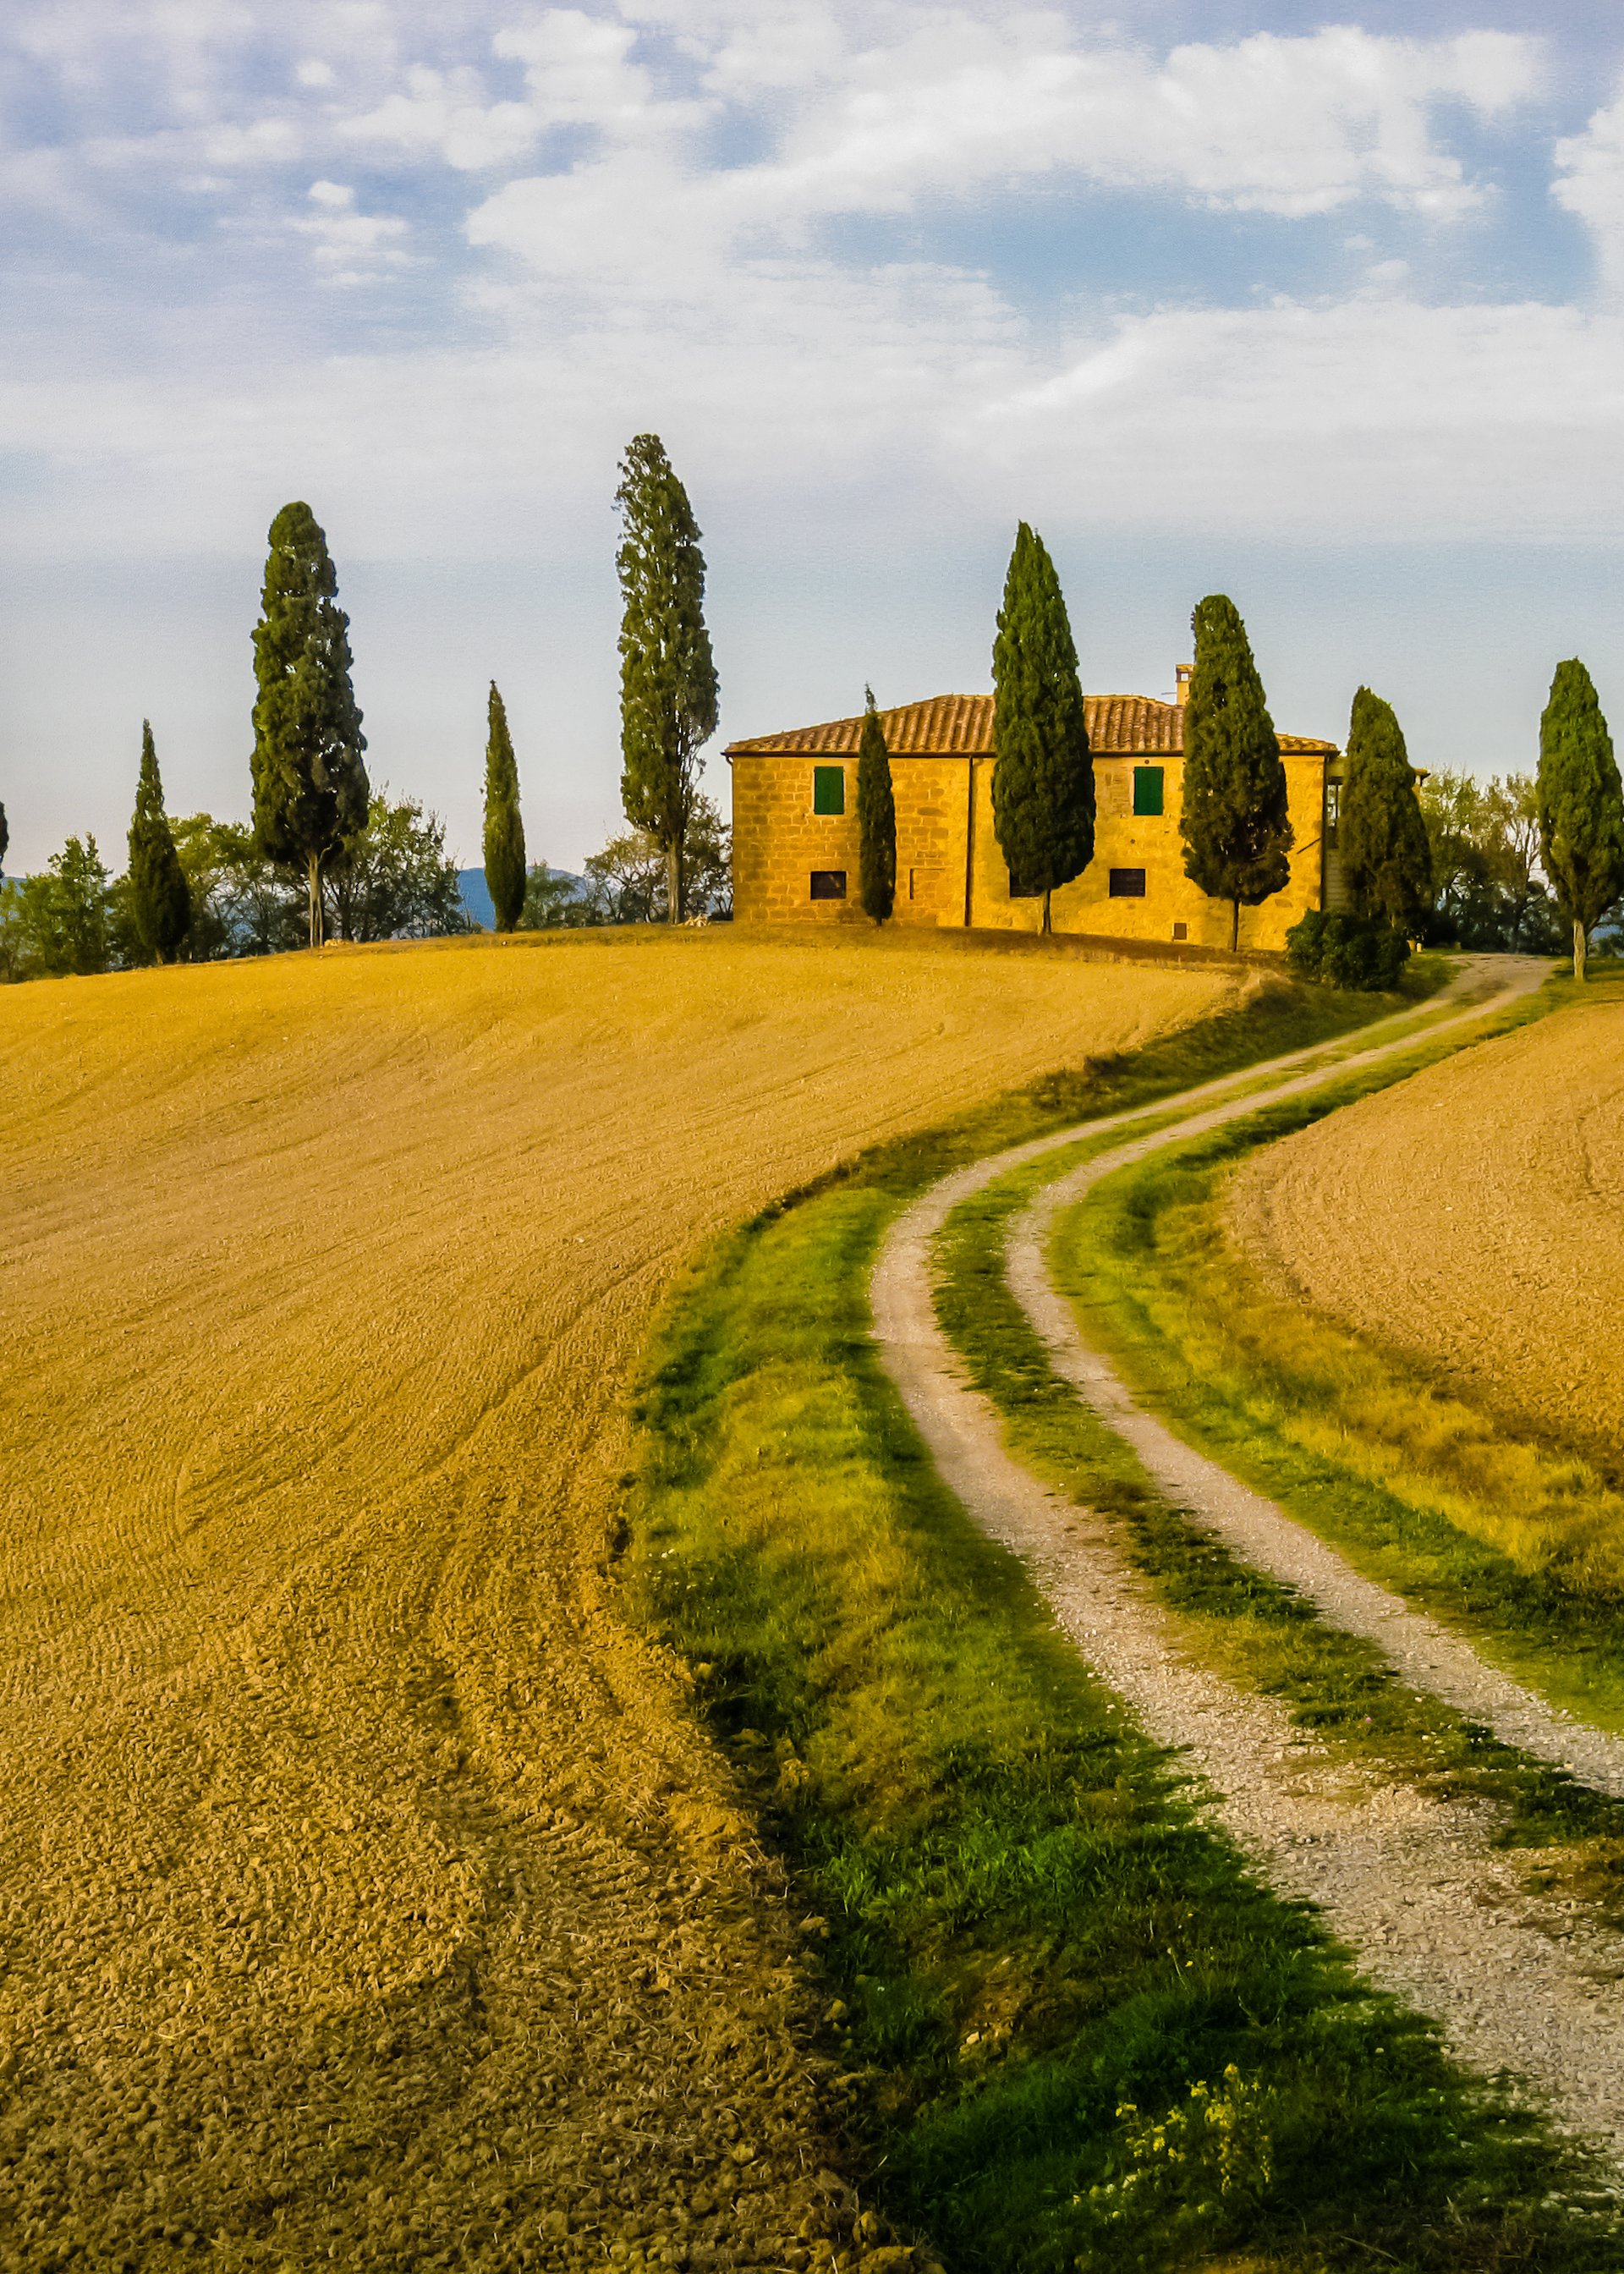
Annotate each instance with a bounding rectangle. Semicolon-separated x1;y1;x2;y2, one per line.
1133;766;1164;816
813;766;845;815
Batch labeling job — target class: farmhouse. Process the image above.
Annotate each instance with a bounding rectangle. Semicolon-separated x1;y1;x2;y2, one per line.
727;671;1345;953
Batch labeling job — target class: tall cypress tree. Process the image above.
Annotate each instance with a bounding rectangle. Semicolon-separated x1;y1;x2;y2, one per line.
856;686;896;923
615;435;719;924
127;720;191;963
250;501;369;951
1536;657;1624;981
990;523;1094;934
1180;595;1292;952
483;682;526;933
1340;687;1432;931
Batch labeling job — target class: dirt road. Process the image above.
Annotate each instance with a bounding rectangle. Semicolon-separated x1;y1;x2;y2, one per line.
0;928;1220;2270
870;963;1624;2166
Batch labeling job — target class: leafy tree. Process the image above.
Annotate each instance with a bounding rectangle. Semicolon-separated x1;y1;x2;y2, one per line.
1180;595;1292;952
170;815;306;959
520;865;596;930
326;791;474;942
482;682;526;932
1339;688;1432;932
856;687;896;923
615;434;719;923
990;522;1094;933
250;501;369;950
126;720;192;964
568;793;732;926
0;836;114;980
1535;658;1624;980
1418;772;1564;953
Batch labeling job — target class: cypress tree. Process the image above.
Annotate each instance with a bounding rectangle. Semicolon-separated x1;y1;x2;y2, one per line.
1536;658;1624;982
1180;595;1292;952
0;799;8;878
483;682;526;933
615;435;719;924
250;501;369;951
1340;687;1432;931
127;720;191;963
990;522;1094;934
856;686;896;923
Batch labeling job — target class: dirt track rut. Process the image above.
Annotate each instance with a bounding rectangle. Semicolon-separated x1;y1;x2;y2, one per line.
871;959;1624;2162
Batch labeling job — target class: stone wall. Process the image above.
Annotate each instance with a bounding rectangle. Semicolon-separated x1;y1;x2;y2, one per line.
731;745;1328;949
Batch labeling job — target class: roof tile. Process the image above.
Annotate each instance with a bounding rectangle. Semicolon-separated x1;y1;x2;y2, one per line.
725;692;1336;759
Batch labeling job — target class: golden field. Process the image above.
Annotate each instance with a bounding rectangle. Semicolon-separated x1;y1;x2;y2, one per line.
1231;985;1624;1462
0;926;1226;2270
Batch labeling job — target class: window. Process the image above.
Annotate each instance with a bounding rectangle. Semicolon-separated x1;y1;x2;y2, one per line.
813;766;845;816
1007;869;1043;898
1325;781;1341;846
1171;921;1188;942
1108;868;1147;898
1133;766;1165;816
809;870;847;900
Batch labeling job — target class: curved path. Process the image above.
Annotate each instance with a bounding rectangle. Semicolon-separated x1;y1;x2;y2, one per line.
872;958;1624;2157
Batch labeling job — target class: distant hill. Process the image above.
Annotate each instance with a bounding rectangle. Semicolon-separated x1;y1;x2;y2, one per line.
457;867;586;931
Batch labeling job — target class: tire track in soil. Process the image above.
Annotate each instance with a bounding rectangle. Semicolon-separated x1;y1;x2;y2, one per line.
871;960;1624;2165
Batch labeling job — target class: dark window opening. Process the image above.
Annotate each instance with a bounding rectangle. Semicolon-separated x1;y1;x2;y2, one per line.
1109;868;1147;898
1325;781;1341;846
1171;920;1188;941
809;870;847;900
1133;766;1165;816
1007;869;1043;898
813;766;845;816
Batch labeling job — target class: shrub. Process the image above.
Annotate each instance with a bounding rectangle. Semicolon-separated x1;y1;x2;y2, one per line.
1286;909;1409;990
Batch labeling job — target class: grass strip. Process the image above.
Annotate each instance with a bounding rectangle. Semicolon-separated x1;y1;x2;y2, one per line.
935;1132;1624;1895
624;976;1620;2274
1051;975;1624;1744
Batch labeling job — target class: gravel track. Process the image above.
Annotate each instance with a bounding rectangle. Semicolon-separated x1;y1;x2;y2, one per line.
872;958;1624;2163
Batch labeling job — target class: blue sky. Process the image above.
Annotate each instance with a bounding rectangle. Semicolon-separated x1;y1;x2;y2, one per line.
5;3;1624;874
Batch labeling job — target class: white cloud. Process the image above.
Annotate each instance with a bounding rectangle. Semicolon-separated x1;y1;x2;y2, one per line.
760;25;1539;222
491;12;656;134
340;63;541;171
290;179;411;281
1554;87;1624;292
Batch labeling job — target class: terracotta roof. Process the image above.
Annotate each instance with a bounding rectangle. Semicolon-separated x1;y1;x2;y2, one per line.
725;692;1337;759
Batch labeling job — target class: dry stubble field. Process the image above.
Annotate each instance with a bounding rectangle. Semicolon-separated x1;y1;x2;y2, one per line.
0;926;1226;2271
1231;983;1624;1459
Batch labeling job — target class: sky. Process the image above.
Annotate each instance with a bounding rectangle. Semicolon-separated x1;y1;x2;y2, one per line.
5;2;1624;875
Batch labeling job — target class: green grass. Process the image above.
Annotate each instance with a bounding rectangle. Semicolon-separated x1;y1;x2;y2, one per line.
622;974;1621;2274
1050;972;1624;1754
934;1129;1624;1894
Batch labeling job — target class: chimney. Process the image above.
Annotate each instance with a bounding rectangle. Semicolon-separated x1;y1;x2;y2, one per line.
1175;664;1193;707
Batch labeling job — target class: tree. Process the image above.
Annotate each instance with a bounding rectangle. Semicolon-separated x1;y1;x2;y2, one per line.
482;683;526;932
0;799;8;879
615;434;719;924
856;687;896;923
326;791;474;942
1339;688;1432;932
990;522;1094;933
1418;771;1564;953
0;836;114;980
1536;658;1624;981
126;720;192;964
568;792;732;926
250;501;369;950
1180;595;1293;952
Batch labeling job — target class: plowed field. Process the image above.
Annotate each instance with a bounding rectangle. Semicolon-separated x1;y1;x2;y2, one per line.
1230;985;1624;1460
0;928;1223;2270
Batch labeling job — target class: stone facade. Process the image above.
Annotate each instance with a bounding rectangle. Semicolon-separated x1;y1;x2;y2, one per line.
727;688;1339;953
